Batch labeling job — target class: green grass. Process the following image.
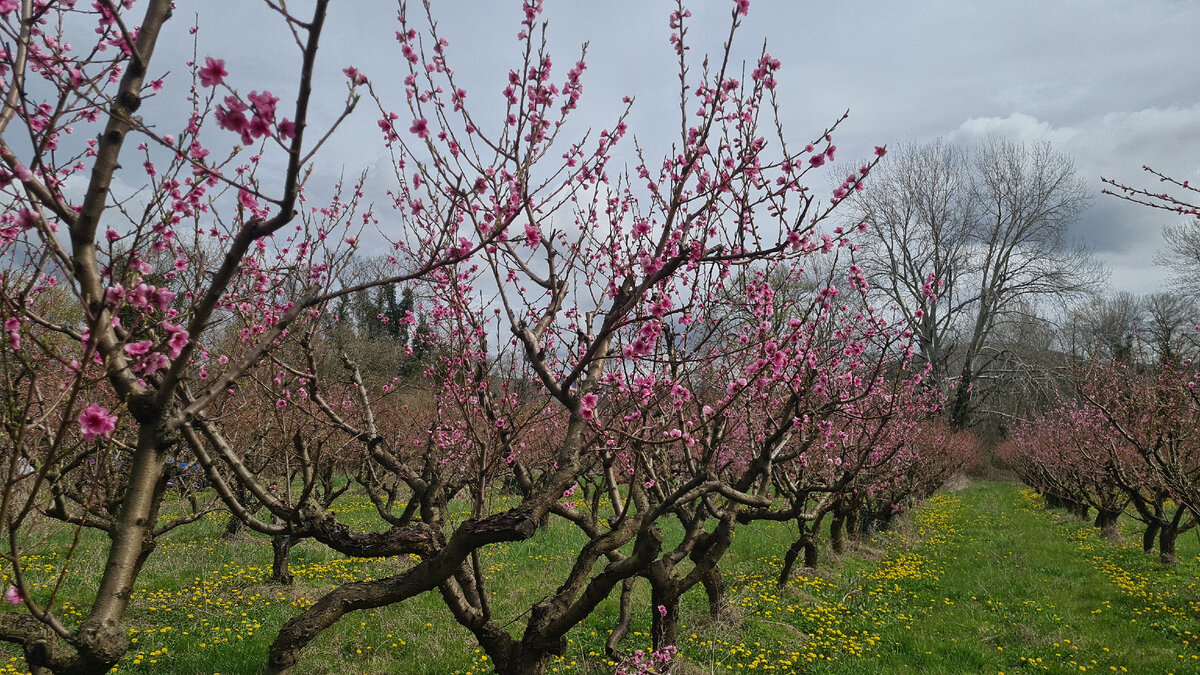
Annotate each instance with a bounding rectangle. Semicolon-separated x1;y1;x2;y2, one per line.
810;483;1200;675
0;482;1198;674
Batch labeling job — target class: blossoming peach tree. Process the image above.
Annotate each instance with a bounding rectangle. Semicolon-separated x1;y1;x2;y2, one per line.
1001;361;1200;564
0;0;475;671
998;167;1200;565
0;1;940;673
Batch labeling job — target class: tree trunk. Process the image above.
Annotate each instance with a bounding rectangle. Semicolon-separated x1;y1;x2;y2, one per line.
845;508;860;538
64;419;175;675
779;518;822;585
604;578;635;659
223;514;246;539
1094;508;1122;543
1142;522;1160;555
272;535;295;585
492;648;553;675
700;567;724;620
830;509;846;555
223;482;255;538
1159;525;1179;565
950;365;974;428
778;537;804;587
649;583;680;653
802;536;819;569
1072;502;1089;521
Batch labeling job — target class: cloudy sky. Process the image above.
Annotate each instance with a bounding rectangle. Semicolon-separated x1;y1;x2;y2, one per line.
174;0;1200;295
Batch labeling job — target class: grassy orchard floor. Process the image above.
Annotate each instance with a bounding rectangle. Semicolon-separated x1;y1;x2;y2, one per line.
0;482;1198;674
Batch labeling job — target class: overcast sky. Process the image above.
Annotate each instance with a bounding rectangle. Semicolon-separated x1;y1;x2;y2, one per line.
173;1;1200;296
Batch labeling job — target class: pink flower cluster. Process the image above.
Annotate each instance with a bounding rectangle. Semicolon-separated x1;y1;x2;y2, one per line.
109;282;175;311
615;645;677;675
4;317;19;350
580;392;598;420
198;57;226;87
201;57;295;144
78;403;117;442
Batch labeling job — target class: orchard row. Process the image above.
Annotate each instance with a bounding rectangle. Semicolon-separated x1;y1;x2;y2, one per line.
1001;359;1200;565
0;2;988;674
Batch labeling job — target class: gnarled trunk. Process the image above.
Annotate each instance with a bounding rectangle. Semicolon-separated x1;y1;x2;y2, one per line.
1142;522;1160;555
1072;502;1090;521
492;647;554;675
845;508;860;538
802;536;819;569
272;535;295;585
700;566;724;620
648;581;680;654
1093;508;1122;543
830;509;846;555
778;537;804;587
1159;525;1179;565
604;578;635;659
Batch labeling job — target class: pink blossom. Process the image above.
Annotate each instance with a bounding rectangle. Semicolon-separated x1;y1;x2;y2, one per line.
188;141;210;161
198;57;227;88
150;286;176;310
163;321;189;359
524;223;541;248
138;348;169;374
248;115;272;139
126;283;151;309
238;189;258;211
247;90;279;120
278;118;297;140
78;403;117;441
16;209;38;230
4;316;19;351
4;586;20;605
657;604;668;617
215;106;248;134
409;118;430;139
124;340;153;356
105;284;125;308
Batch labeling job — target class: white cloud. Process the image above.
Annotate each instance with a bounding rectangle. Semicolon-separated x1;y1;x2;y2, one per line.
951;112;1079;148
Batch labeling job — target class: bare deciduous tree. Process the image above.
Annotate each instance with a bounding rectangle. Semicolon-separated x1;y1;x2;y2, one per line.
848;138;1101;427
1156;220;1200;291
1066;291;1142;363
1144;291;1199;363
844;140;974;384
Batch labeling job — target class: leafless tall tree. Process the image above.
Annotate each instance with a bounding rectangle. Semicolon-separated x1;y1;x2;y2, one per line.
1157;219;1200;291
1066;291;1142;362
1143;292;1199;364
845;140;975;384
848;138;1102;427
